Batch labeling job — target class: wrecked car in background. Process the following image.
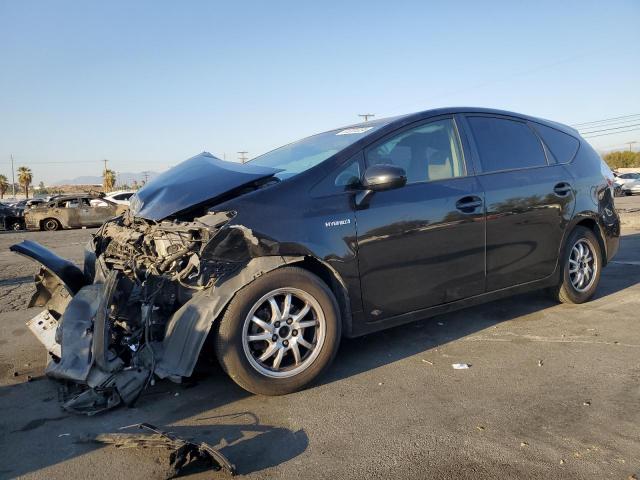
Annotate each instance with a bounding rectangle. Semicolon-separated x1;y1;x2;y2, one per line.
11;107;620;415
0;202;25;231
24;194;127;231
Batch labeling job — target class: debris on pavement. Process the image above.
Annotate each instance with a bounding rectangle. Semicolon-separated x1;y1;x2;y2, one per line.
451;363;471;370
421;359;433;365
538;360;543;367
520;442;528;447
583;400;591;406
94;423;236;477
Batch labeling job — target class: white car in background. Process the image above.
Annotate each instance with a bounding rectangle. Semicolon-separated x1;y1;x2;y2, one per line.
103;190;136;205
614;172;640;196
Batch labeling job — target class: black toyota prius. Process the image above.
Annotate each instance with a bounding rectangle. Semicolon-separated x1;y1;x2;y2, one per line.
12;107;620;412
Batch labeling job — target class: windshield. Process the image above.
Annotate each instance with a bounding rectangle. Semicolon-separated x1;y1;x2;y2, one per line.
249;119;398;179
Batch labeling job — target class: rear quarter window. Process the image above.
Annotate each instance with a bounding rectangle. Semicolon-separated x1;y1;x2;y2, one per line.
532;123;579;164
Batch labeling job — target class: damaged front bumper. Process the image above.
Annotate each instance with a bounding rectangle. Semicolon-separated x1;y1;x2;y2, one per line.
11;213;299;416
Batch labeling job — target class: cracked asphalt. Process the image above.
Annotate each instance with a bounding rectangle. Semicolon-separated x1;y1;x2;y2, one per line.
0;221;639;479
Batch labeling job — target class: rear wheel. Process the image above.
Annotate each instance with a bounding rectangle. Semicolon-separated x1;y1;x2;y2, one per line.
549;226;602;304
42;218;60;231
215;266;341;395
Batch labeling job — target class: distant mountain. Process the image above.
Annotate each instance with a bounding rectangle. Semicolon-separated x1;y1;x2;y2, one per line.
53;171;159;186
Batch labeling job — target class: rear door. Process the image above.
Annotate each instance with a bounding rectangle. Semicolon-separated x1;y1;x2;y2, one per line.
355;116;486;321
460;114;575;291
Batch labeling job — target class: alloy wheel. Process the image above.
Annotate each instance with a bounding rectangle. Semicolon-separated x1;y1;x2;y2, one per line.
568;238;598;293
241;287;325;378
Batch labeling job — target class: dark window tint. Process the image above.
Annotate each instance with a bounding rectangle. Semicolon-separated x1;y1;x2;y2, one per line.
533;124;579;164
366;118;465;184
468;117;546;172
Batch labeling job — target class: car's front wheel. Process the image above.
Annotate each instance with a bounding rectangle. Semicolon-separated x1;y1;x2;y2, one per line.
549;226;602;304
215;266;341;395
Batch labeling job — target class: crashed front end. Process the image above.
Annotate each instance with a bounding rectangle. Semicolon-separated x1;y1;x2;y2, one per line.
11;152;293;415
13;210;239;414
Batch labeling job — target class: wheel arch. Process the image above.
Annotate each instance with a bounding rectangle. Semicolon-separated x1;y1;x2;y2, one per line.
565;216;608;267
289;256;352;337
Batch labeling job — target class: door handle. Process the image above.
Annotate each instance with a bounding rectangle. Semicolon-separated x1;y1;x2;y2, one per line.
456;195;483;213
553;182;572;196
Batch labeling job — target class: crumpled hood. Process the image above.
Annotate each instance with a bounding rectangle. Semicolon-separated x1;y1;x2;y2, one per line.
129;152;281;221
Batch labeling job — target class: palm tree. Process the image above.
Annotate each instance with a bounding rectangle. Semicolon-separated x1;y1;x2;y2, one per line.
0;175;8;199
17;166;32;199
103;169;116;192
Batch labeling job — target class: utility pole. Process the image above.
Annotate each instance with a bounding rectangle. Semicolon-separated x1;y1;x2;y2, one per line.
10;154;16;198
237;151;248;163
626;141;638;152
358;113;375;122
142;171;150;184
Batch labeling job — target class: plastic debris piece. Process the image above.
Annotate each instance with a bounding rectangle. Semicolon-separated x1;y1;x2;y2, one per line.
452;363;470;370
520;442;528;447
421;359;433;365
560;459;565;465
583;401;591;406
538;360;543;367
58;433;70;437
437;322;444;326
95;423;236;476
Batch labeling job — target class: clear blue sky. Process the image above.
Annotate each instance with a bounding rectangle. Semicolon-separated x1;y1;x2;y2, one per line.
1;0;639;185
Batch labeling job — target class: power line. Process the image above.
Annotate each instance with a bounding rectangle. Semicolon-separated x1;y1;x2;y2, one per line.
580;123;640;135
572;113;640;127
583;127;640;138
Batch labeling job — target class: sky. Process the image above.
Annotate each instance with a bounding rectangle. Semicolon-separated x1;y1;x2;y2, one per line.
1;0;639;186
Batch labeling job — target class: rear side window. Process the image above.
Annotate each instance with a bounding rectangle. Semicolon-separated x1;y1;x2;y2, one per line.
467;116;547;173
533;124;579;164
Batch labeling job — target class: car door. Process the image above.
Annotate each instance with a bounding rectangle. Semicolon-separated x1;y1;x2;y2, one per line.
460;114;576;291
355;116;486;322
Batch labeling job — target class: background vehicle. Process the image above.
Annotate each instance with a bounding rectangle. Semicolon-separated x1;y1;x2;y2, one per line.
24;194;127;231
103;190;135;206
13;107;620;404
0;203;25;231
620;178;640;195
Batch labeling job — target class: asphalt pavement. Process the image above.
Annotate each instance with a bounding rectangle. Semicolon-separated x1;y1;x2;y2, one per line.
0;218;638;479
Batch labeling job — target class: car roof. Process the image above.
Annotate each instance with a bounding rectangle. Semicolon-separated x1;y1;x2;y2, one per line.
335;107;579;138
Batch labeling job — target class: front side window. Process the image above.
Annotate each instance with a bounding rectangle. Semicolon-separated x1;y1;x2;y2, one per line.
365;118;466;184
467;116;547;173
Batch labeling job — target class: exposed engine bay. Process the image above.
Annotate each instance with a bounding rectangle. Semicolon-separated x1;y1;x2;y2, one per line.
11;207;297;416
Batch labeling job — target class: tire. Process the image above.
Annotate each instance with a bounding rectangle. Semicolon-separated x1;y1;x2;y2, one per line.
548;226;602;304
215;266;341;395
42;218;60;231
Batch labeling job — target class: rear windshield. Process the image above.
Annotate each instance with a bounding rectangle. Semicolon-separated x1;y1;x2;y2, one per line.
249;119;399;179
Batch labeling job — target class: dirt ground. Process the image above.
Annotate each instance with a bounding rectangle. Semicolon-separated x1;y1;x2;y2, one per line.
0;217;639;479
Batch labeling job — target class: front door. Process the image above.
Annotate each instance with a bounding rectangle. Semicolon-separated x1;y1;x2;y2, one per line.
355;117;486;322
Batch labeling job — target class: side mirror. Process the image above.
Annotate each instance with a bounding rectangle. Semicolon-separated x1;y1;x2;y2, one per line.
362;164;407;191
355;164;407;207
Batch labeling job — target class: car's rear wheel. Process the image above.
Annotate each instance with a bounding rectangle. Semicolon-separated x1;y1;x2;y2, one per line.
42;218;60;231
549;226;602;304
215;266;341;395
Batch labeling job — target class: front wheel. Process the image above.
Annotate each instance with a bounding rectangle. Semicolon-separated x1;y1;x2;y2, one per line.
549;226;602;304
215;266;341;395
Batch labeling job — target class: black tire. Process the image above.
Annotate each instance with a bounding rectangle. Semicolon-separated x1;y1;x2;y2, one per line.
215;266;341;395
548;226;602;304
42;218;60;231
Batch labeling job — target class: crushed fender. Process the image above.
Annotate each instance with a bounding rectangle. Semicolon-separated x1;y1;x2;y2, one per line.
94;423;236;477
